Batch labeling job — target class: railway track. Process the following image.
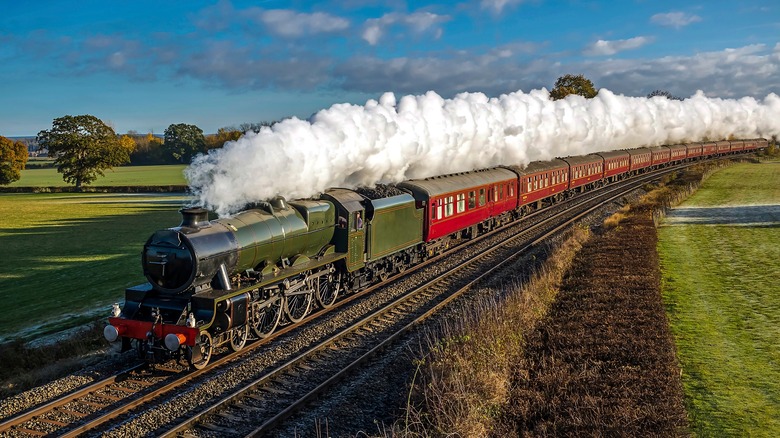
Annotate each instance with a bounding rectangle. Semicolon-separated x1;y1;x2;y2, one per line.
154;167;676;437
0;163;695;437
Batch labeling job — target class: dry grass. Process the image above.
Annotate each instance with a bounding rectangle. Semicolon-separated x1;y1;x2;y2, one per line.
398;226;591;437
497;202;688;436
0;322;108;398
603;204;631;228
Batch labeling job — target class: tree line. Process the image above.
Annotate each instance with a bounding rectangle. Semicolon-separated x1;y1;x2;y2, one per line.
0;118;275;188
0;74;756;188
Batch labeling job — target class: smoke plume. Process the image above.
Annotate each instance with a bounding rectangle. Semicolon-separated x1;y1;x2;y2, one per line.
185;88;780;216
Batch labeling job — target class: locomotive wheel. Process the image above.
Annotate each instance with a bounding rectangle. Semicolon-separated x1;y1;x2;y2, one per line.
315;275;339;309
251;296;282;339
284;292;312;323
188;331;213;370
228;324;249;352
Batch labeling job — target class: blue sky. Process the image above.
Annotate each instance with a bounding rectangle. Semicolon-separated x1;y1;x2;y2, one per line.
1;0;778;136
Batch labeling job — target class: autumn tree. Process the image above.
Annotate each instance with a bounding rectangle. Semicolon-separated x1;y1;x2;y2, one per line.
129;132;167;165
549;74;598;100
118;134;136;154
37;115;130;189
647;89;683;101
205;126;243;150
0;135;29;185
164;123;206;163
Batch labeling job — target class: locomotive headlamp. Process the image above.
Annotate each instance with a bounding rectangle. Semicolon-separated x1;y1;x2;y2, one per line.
164;333;187;351
111;303;121;317
104;325;123;342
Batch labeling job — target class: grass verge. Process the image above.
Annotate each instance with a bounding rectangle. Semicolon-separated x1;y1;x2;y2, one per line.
658;160;780;436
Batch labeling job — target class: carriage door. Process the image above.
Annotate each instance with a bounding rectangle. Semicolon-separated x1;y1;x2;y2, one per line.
489;184;499;215
347;209;365;271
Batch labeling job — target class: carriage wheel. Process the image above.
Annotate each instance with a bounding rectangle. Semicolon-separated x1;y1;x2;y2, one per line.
315;275;339;309
284;291;312;324
251;296;282;339
228;324;249;352
187;331;213;370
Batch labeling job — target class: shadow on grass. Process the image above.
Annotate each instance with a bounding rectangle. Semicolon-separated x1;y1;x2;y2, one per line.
0;204;183;341
663;204;780;227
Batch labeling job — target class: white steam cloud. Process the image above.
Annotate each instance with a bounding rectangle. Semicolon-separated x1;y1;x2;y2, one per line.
185;88;780;216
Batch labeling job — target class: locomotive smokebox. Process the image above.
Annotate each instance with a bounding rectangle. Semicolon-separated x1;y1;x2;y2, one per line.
180;207;210;228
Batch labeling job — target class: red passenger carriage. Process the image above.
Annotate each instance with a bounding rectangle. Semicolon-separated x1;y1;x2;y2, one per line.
398;168;518;242
686;143;703;159
563;154;604;192
716;140;731;155
507;159;570;214
701;141;717;157
668;144;687;163
650;146;671;167
596;150;630;183
627;148;652;174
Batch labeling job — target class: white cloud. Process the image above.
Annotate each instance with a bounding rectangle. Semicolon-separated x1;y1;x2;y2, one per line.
259;9;349;38
588;44;780;98
651;12;702;29
480;0;524;14
333;43;780;101
584;36;653;56
362;11;449;46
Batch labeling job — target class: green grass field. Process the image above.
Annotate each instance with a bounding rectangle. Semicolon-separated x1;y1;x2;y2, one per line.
9;164;188;187
0;193;189;340
658;161;780;436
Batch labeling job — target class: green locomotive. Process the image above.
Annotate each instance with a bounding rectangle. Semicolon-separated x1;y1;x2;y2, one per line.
105;189;424;369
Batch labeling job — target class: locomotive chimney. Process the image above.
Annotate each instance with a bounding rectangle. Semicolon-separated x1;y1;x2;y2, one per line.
179;207;210;228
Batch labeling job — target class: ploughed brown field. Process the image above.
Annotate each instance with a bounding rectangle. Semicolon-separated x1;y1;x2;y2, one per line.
495;203;689;436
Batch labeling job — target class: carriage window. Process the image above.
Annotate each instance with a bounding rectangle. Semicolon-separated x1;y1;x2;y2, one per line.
479;188;485;206
469;191;476;209
509;183;514;197
493;185;499;202
437;203;443;220
527;179;532;192
445;196;454;217
457;193;466;213
499;185;504;200
431;202;437;221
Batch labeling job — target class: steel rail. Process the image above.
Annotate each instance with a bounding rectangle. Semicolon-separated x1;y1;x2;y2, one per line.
159;162;680;437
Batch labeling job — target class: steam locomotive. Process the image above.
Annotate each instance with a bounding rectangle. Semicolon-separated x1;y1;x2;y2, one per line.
104;139;767;369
